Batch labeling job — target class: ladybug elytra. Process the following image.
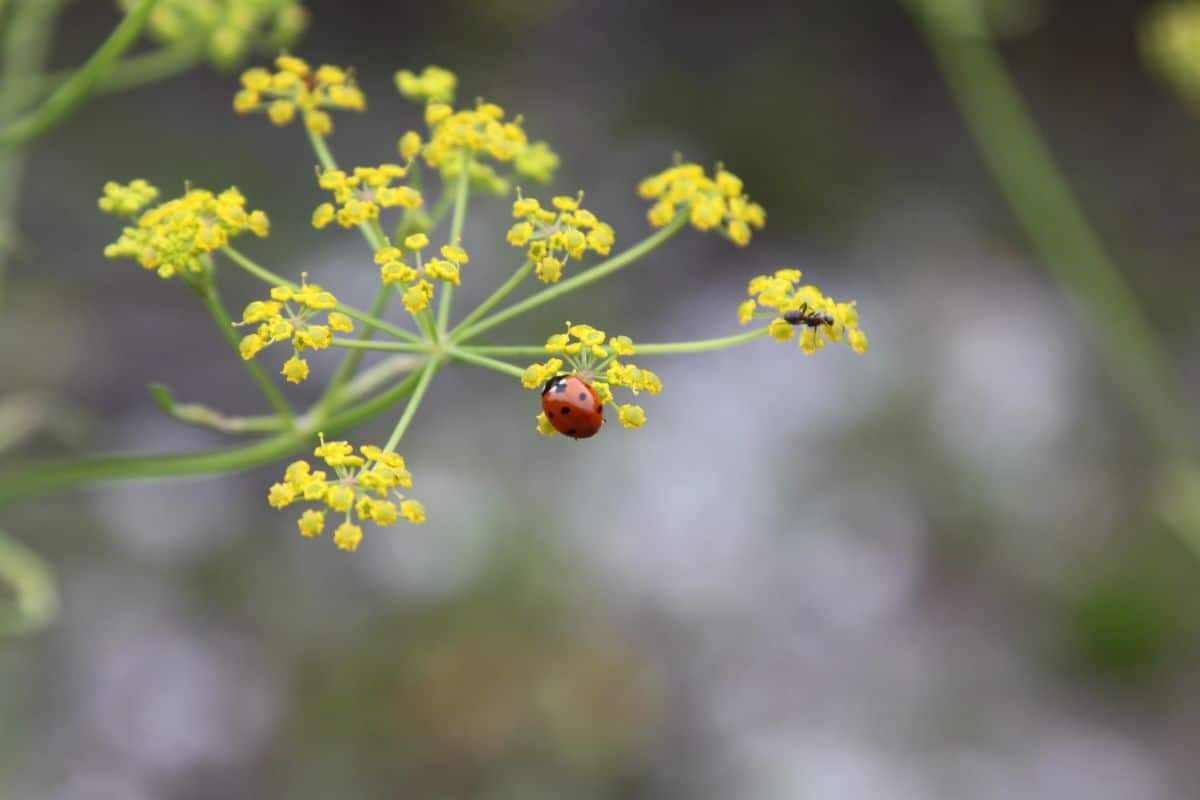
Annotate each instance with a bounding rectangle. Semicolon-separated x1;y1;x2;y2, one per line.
541;374;604;439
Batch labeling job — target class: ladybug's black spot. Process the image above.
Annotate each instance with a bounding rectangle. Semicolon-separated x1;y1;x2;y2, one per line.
578;391;589;402
545;409;553;417
561;406;571;415
566;428;577;437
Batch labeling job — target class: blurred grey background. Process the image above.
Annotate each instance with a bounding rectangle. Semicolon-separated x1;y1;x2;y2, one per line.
4;0;1200;797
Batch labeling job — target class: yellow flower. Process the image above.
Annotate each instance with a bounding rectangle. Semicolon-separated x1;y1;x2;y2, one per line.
398;130;423;160
234;55;365;136
334;522;363;552
403;233;429;250
102;182;270;279
282;355;309;383
268;438;427;551
618;404;646;429
536;412;558;436
395;65;458;103
738;267;868;355
508;191;615;283
313;164;422;230
638;160;765;245
234;275;351;380
297;509;325;538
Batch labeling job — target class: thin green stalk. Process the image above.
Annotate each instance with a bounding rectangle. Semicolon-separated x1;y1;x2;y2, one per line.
0;370;425;507
436;162;471;334
329;337;427;353
449;347;525;378
382;359;438;452
453;259;533;336
451;211;689;344
908;2;1192;457
316;283;391;419
0;528;58;637
461;327;771;358
305;127;387;251
0;0;162;149
220;245;421;343
0;0;67;305
197;275;295;426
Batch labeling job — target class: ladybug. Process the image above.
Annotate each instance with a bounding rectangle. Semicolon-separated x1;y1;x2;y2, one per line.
541;374;605;439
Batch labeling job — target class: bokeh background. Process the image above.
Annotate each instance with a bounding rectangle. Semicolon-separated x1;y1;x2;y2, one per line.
5;0;1200;797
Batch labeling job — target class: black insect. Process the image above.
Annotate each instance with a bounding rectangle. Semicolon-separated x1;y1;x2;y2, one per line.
782;304;834;328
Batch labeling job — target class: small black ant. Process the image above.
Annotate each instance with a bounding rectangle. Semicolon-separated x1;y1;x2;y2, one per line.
782;304;834;328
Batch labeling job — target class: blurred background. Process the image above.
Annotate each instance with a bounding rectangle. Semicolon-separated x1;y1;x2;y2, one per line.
4;0;1200;797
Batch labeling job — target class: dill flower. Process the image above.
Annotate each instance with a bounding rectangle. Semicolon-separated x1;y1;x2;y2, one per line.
523;323;660;435
1143;2;1200;105
102;182;269;279
739;268;868;354
638;160;766;245
402;79;559;192
234;55;365;135
122;0;307;70
506;191;615;283
374;237;468;316
235;275;354;382
394;65;458;103
310;163;423;230
267;435;426;552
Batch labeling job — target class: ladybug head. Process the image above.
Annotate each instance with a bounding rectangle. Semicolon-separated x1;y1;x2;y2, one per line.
541;374;568;395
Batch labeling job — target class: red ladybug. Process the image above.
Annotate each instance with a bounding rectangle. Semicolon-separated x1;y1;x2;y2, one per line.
541;374;605;439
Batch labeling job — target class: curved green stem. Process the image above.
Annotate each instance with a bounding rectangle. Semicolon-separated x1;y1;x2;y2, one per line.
197;273;294;426
436;161;471;334
451;211;688;344
450;347;525;378
383;358;438;452
453;259;533;336
0;0;162;149
908;2;1192;457
220;245;421;343
0;528;58;637
461;327;771;358
0;370;425;507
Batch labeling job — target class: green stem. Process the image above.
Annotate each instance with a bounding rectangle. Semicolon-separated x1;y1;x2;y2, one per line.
0;370;425;507
0;0;67;305
316;283;391;419
908;2;1193;457
329;337;427;353
0;528;59;637
0;0;162;149
436;161;471;334
449;347;525;378
453;259;533;336
305;126;388;251
197;272;295;426
451;211;689;344
382;358;438;452
220;245;421;343
461;327;772;358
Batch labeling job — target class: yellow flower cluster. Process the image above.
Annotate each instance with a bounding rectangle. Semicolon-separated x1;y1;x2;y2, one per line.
738;268;868;354
311;164;423;229
98;179;159;217
268;435;426;552
521;323;660;434
234;55;364;136
102;183;269;279
394;65;457;103
376;234;468;315
123;0;307;70
236;277;354;383
395;68;560;192
638;161;766;245
505;192;615;283
1143;2;1200;104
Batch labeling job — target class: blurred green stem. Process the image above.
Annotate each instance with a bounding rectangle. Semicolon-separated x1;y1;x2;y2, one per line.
908;3;1193;457
462;327;772;357
0;0;162;149
0;0;67;305
195;265;295;427
453;259;533;336
449;348;525;378
0;528;58;637
382;358;438;452
436;160;471;335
